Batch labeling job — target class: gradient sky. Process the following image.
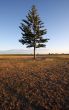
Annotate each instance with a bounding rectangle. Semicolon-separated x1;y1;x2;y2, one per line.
0;0;69;53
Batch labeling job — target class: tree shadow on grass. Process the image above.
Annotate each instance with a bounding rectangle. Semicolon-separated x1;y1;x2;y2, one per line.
0;78;46;110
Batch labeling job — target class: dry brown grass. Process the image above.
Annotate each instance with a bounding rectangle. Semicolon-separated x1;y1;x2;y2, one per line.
0;55;69;110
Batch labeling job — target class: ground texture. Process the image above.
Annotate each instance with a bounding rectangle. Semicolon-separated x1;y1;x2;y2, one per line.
0;55;69;110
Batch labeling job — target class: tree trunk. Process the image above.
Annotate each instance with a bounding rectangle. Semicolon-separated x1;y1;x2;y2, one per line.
34;46;36;59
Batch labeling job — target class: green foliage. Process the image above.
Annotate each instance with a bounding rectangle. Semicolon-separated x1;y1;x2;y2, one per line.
19;5;49;47
19;5;49;58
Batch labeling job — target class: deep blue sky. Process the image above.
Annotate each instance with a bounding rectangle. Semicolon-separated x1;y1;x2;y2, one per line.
0;0;69;53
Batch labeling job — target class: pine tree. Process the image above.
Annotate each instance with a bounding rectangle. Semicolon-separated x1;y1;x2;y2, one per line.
19;5;49;59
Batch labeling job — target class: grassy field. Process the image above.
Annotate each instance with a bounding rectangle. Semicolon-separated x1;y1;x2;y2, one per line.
0;54;69;110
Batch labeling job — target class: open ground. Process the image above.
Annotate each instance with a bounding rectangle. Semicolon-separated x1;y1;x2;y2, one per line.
0;54;69;110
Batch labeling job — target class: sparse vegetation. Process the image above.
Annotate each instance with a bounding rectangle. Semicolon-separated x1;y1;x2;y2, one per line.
0;54;69;110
